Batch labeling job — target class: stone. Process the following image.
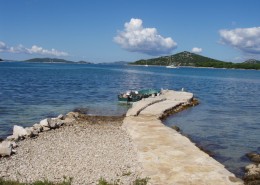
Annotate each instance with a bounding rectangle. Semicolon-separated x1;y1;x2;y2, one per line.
13;125;29;139
171;125;180;132
33;123;43;132
49;118;58;129
247;152;260;163
0;141;12;156
39;118;50;127
57;114;64;120
244;163;260;185
25;127;34;137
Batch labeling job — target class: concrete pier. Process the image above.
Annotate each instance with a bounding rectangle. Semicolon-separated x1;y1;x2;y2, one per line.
123;90;243;185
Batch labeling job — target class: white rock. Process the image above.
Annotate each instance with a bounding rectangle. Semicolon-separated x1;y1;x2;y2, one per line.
49;118;58;129
50;118;64;128
39;118;50;127
33;123;43;132
57;114;64;120
13;125;28;139
0;141;12;156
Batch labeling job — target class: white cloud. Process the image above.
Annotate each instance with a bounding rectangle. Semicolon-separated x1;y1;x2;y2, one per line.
0;41;68;57
26;45;68;56
114;18;177;55
219;27;260;54
0;41;8;52
191;47;202;53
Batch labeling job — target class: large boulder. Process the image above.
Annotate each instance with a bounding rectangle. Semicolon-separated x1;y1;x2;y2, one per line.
0;141;13;156
49;118;59;129
13;125;29;139
39;118;50;127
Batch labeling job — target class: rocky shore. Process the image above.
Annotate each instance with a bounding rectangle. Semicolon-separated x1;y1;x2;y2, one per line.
244;152;260;185
0;113;143;184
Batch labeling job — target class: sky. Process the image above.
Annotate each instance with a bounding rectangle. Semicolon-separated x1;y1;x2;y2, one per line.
0;0;260;63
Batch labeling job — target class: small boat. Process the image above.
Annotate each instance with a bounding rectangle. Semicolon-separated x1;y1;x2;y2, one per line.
118;89;160;103
166;64;177;68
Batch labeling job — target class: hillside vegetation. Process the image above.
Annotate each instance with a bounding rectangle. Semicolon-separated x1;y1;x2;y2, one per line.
131;51;260;70
24;58;91;64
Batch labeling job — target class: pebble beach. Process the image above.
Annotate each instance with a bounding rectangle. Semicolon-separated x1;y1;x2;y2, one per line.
0;114;143;185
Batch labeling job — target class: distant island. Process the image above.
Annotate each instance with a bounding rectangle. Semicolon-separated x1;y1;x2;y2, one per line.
99;61;130;65
24;58;92;64
131;51;260;70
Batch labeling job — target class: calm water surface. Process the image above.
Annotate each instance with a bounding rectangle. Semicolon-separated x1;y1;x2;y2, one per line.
0;62;259;177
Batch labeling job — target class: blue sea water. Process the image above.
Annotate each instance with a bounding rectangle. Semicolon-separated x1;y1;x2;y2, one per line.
0;62;259;177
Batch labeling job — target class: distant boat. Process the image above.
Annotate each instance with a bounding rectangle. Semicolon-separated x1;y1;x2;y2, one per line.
166;64;177;68
166;56;177;68
145;64;148;67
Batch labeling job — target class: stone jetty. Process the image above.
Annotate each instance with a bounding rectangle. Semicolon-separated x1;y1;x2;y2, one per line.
123;90;243;185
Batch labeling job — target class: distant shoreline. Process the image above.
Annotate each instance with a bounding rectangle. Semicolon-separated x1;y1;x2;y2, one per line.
129;64;260;70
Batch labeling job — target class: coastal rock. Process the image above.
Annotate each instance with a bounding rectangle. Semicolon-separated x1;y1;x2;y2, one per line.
171;125;181;132
57;114;64;120
244;152;260;185
247;152;260;163
39;118;50;127
25;127;35;137
0;141;13;156
13;125;29;139
33;123;43;133
244;164;260;185
49;118;64;128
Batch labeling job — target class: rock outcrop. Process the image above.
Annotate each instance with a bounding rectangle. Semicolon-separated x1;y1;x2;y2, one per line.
244;152;260;185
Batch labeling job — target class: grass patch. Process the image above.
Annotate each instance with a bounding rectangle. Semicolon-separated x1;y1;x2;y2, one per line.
0;177;72;185
97;177;149;185
0;176;149;185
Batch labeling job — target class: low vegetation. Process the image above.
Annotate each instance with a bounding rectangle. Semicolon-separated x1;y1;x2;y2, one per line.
0;176;149;185
0;177;72;185
97;177;149;185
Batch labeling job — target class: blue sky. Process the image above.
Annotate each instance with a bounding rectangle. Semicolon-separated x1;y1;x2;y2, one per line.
0;0;260;63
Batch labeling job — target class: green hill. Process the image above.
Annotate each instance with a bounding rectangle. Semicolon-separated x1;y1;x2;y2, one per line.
24;58;91;64
131;51;260;70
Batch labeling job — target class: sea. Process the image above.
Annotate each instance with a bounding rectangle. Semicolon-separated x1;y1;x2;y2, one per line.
0;61;259;177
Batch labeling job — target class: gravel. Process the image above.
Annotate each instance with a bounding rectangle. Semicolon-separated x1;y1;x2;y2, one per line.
0;115;143;184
